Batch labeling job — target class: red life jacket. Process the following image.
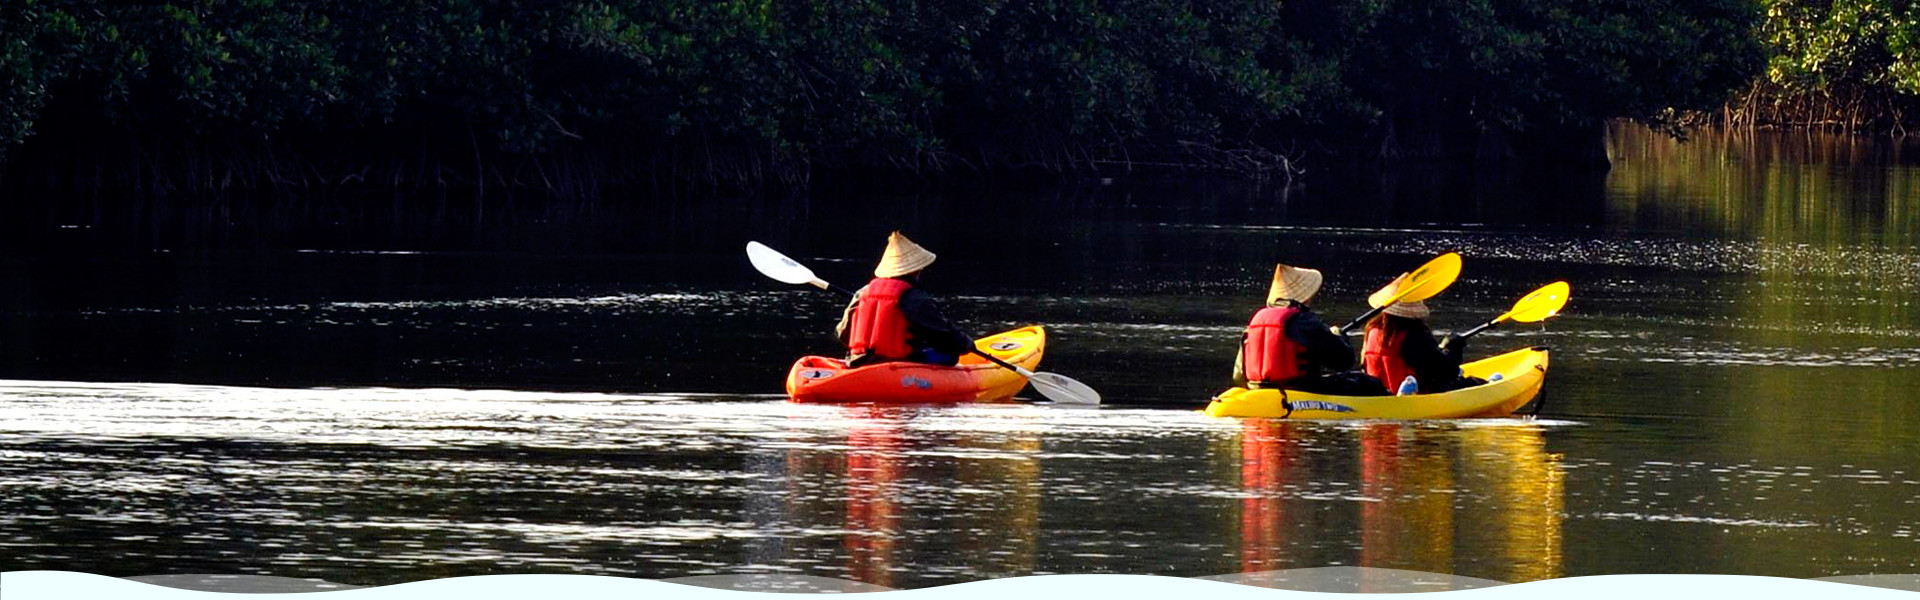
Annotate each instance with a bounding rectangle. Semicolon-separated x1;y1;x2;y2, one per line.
847;278;915;359
1362;326;1413;393
1243;305;1305;384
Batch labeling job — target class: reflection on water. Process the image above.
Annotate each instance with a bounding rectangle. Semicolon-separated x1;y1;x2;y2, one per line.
3;124;1920;585
1231;421;1565;586
1235;422;1292;574
952;425;1042;578
1605;124;1920;471
0;381;1574;586
1454;426;1563;582
770;407;1045;587
1607;124;1920;247
1357;424;1454;577
1608;123;1919;347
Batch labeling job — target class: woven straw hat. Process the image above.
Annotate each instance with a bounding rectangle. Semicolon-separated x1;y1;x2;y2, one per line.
1383;300;1430;320
873;231;937;278
1266;264;1324;305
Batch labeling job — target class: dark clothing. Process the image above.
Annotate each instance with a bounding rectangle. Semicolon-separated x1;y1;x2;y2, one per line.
1233;302;1357;387
1284;371;1391;396
1284;307;1357;372
836;283;972;366
1374;317;1468;393
903;347;961;366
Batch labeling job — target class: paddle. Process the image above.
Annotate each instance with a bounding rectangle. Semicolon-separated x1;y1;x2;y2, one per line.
1337;252;1464;334
746;241;856;295
745;241;1101;405
1457;281;1571;339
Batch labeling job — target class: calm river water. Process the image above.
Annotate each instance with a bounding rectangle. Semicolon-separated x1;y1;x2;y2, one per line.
2;124;1917;587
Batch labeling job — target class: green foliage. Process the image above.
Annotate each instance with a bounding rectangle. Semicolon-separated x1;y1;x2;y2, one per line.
1762;0;1920;95
1726;0;1920;130
1;0;1768;175
1;1;82;159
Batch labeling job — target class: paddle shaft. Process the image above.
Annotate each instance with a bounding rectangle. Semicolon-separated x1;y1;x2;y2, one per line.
814;282;860;298
1338;305;1387;335
1456;282;1570;339
1458;318;1504;339
970;347;1036;375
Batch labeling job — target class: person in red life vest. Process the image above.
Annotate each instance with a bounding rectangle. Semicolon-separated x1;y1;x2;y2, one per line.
835;232;975;367
1232;264;1383;395
1361;300;1474;394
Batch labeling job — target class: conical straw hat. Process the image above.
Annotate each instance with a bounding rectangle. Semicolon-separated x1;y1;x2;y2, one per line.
1382;300;1430;320
874;231;937;278
1266;264;1323;304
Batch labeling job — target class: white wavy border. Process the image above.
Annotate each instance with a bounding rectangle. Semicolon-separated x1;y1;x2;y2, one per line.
3;571;1918;599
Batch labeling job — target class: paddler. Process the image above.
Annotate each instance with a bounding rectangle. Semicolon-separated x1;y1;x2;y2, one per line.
835;232;975;367
1233;264;1385;395
1361;300;1477;394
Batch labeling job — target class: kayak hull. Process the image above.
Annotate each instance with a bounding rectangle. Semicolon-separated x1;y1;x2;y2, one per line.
785;326;1045;404
1204;347;1550;419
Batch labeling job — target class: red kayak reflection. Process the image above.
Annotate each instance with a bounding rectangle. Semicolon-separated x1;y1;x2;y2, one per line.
778;405;1041;587
842;406;908;587
1238;419;1295;573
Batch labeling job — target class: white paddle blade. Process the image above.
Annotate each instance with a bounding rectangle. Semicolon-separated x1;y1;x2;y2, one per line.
746;242;819;285
1029;372;1101;405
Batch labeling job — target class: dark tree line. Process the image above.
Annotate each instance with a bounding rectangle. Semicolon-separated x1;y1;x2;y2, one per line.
2;0;1764;192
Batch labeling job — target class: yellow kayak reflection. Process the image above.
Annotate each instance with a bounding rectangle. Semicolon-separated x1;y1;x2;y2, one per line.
1231;420;1564;584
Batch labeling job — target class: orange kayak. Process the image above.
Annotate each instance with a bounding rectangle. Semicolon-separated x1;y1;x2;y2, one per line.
785;326;1046;403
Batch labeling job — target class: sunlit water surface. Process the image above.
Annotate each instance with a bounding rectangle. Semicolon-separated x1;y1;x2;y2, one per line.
2;124;1918;586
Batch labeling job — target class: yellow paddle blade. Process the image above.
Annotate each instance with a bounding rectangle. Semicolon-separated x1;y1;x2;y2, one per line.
1369;252;1463;307
1502;281;1571;323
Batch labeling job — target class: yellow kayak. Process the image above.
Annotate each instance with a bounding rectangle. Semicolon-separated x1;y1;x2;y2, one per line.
1204;347;1550;419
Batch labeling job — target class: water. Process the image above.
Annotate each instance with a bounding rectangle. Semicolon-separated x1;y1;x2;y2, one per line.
2;124;1918;587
